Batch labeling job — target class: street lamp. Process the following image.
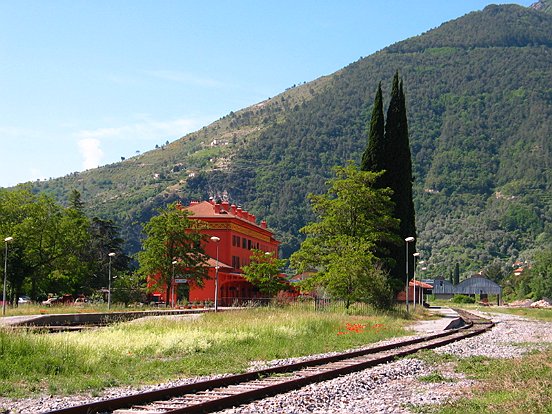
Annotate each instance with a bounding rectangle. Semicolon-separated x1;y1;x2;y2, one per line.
418;261;426;306
171;260;178;308
405;236;415;312
412;252;420;309
210;236;220;312
2;236;13;316
107;252;116;310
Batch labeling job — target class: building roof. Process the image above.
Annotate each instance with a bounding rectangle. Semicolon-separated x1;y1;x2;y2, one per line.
183;200;268;229
205;257;232;269
455;276;502;295
409;280;433;289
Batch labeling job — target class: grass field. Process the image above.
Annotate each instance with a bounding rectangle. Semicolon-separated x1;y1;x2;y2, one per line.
0;307;415;398
413;347;552;414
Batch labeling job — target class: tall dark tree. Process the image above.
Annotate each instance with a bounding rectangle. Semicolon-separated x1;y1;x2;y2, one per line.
68;189;85;212
361;82;385;172
84;217;131;293
361;72;417;289
454;262;460;285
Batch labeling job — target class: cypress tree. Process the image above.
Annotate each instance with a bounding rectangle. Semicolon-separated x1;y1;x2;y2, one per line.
360;71;417;289
384;72;415;284
361;82;385;173
397;78;417;279
454;262;460;285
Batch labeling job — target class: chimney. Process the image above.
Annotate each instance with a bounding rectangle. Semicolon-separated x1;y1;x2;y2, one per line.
236;207;243;218
221;200;230;212
214;203;222;214
230;204;237;215
261;220;267;229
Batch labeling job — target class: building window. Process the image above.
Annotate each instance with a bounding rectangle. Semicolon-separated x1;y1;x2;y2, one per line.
232;256;240;269
242;238;247;249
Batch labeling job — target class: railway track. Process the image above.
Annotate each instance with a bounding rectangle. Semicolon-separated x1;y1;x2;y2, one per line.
45;309;493;414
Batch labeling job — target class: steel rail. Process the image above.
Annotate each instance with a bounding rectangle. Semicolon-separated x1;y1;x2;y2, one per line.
44;310;493;414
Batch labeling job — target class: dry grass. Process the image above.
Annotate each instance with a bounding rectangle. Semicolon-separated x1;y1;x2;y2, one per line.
0;307;409;398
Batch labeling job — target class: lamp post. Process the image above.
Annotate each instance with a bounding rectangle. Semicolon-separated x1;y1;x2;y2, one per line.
210;236;220;312
419;262;426;305
405;237;415;312
2;236;13;316
107;252;116;310
171;260;178;307
412;252;420;309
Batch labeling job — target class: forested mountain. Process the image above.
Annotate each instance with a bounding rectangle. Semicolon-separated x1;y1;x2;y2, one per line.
25;3;552;281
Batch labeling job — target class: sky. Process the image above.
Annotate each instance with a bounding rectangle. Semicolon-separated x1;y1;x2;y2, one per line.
0;0;533;188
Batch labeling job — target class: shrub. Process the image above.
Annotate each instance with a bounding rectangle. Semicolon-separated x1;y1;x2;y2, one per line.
451;294;476;304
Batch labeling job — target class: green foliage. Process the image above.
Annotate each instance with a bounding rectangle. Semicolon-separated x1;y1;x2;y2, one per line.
112;272;147;305
361;82;385;173
137;202;208;303
451;294;476;304
21;5;552;295
529;248;552;300
241;249;288;296
290;163;398;309
0;188;134;303
0;188;93;301
362;73;416;283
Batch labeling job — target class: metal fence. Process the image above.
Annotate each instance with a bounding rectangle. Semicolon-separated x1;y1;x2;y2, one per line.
216;296;378;314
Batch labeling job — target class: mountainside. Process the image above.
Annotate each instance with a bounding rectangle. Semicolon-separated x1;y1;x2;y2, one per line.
28;3;552;281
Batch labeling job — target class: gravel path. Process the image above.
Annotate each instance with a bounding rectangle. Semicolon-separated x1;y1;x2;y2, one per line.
1;309;550;414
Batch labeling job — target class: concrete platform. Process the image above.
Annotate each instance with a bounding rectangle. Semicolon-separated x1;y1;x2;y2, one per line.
0;308;212;328
409;307;465;334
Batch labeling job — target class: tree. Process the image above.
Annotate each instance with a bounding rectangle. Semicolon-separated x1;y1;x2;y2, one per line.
454;262;460;285
137;202;208;304
360;73;417;288
68;189;85;212
529;248;552;300
84;217;131;293
112;271;147;305
290;163;399;309
0;188;91;302
242;249;288;296
361;82;385;173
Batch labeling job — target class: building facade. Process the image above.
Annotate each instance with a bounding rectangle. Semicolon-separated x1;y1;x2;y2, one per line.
179;200;280;306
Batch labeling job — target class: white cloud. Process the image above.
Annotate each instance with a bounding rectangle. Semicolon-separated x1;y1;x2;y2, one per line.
75;116;206;142
78;138;103;170
145;70;224;88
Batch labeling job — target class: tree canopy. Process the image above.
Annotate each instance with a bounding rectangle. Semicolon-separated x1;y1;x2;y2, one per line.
137;202;208;304
290;163;398;309
242;249;288;296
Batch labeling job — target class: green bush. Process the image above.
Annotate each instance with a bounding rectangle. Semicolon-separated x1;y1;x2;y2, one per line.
451;294;476;304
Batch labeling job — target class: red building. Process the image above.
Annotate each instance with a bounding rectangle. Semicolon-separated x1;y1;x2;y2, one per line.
176;199;280;306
